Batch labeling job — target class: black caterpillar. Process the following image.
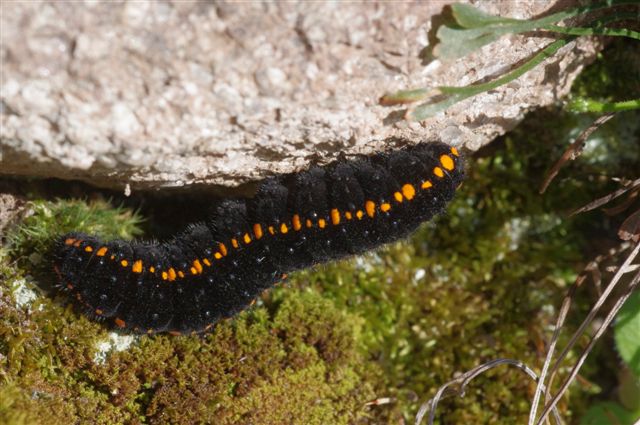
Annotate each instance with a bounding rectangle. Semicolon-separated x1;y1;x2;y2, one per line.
53;142;464;335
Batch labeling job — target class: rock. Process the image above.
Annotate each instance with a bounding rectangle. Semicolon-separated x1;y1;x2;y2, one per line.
0;193;27;236
0;1;600;190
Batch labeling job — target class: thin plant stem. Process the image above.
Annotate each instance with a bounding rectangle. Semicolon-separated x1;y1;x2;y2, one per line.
536;263;640;424
527;278;581;425
537;242;640;424
408;37;573;120
415;358;562;425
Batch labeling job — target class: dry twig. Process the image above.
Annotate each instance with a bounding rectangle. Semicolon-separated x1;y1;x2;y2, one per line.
539;113;616;194
415;242;640;425
535;242;640;425
569;178;640;216
415;358;562;425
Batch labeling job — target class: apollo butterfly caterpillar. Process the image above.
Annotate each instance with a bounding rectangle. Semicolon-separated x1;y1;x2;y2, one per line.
53;141;464;335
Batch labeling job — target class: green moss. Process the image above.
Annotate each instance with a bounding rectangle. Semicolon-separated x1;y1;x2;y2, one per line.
297;131;601;422
2;215;374;424
2;129;638;423
7;199;143;261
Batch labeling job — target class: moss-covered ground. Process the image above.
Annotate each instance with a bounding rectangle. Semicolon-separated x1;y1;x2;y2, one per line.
1;39;639;424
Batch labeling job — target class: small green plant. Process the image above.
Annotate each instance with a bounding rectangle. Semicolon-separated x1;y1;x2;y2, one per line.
615;291;640;378
581;291;640;424
380;1;640;121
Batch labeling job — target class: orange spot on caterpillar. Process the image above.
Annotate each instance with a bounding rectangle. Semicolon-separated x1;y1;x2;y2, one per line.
178;271;185;278
150;266;156;273
293;214;302;231
110;255;115;260
73;240;82;247
421;180;433;189
253;223;263;239
433;167;444;178
440;154;454;171
451;147;459;156
120;259;129;267
64;238;75;246
96;247;108;256
231;238;239;249
345;211;353;220
162;271;168;280
168;268;177;281
214;252;222;260
203;258;211;266
66;283;74;290
132;260;143;273
243;233;252;244
394;192;403;203
95;309;103;316
84;246;93;252
190;267;197;275
331;209;341;225
193;260;203;273
365;201;376;218
219;243;228;256
356;210;364;220
381;203;391;212
280;223;289;234
114;318;126;328
318;218;326;229
306;219;313;228
268;226;275;235
402;184;416;201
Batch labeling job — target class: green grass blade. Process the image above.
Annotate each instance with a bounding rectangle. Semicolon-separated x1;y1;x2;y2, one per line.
410;37;572;121
545;22;640;40
567;97;640;113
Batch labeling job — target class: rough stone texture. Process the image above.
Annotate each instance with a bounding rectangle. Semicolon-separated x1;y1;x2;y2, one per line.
0;193;26;237
1;1;599;191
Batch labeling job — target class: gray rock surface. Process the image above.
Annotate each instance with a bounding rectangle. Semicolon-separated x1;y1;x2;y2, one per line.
0;193;26;236
1;1;599;191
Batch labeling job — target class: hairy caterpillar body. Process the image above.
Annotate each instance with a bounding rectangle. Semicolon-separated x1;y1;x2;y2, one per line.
53;142;464;334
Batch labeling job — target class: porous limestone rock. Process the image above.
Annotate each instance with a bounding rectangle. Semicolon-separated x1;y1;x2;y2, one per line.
1;1;599;191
